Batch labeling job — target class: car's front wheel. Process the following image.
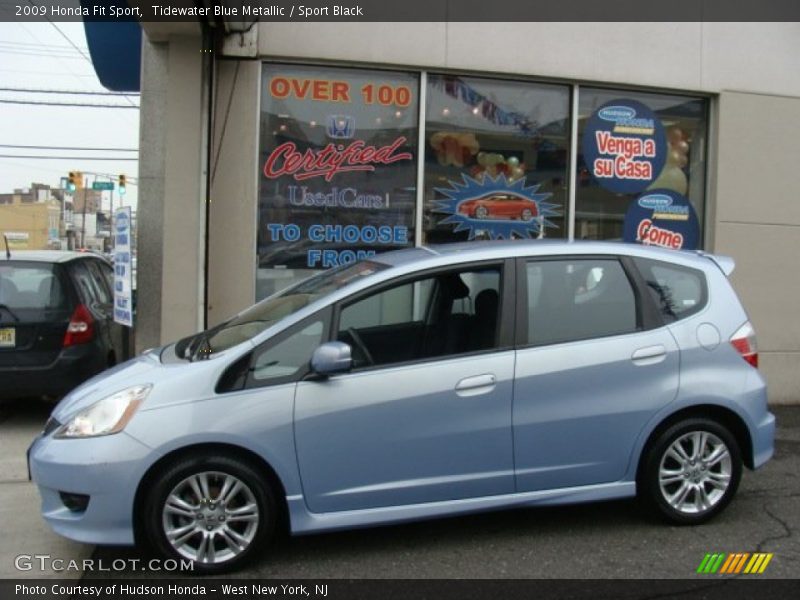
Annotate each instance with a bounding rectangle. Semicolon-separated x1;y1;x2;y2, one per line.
474;205;489;219
143;454;276;574
640;418;742;524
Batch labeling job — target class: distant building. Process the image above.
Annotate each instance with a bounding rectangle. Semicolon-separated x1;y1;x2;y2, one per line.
0;198;61;250
0;182;109;250
71;188;103;214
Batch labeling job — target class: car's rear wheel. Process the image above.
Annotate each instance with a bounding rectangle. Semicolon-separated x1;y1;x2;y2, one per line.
640;418;741;524
143;454;276;573
521;208;534;221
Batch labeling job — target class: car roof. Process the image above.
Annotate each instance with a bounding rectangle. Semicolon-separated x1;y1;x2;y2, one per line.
374;240;715;269
0;250;100;264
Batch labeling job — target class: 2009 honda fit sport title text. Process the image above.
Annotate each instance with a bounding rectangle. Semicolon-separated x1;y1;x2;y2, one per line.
29;241;775;573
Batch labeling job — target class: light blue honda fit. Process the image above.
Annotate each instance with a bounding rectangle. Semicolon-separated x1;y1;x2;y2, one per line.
29;241;774;573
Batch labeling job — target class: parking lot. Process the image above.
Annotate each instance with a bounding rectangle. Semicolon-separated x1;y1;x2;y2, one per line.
1;399;798;580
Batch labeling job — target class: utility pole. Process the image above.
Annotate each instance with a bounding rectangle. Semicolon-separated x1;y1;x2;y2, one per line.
80;177;87;248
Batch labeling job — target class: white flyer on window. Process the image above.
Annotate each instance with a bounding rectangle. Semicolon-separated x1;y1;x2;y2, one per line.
113;206;133;327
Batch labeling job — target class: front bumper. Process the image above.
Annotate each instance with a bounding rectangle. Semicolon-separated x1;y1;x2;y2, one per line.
28;430;153;546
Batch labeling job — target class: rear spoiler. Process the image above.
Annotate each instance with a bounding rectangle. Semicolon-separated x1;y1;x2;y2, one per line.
696;251;735;276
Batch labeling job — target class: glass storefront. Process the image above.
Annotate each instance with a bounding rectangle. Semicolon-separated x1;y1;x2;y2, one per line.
258;65;419;299
576;88;708;245
423;74;570;244
257;64;709;301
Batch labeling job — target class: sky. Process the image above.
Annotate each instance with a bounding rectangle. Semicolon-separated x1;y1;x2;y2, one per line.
0;21;139;210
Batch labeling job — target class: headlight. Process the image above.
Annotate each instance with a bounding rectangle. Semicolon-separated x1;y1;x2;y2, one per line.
55;385;152;439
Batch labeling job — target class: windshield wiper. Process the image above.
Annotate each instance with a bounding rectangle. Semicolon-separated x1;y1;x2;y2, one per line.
0;303;20;322
190;333;212;361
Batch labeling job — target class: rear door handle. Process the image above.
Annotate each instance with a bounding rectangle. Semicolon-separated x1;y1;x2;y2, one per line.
632;345;667;365
455;374;496;396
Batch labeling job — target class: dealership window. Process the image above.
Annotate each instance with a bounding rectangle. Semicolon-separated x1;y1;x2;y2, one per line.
255;64;714;305
423;74;570;244
257;64;419;301
576;88;708;249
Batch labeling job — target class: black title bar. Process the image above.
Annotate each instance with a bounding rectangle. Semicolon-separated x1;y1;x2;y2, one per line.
1;0;800;22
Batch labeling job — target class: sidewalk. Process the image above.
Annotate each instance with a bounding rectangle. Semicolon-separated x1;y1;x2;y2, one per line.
0;400;92;579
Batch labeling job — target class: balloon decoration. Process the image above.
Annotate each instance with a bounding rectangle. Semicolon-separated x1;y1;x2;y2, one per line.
648;125;690;195
467;152;526;181
430;131;480;167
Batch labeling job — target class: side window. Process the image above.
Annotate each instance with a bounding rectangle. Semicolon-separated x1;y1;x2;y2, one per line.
97;261;115;296
251;319;325;383
86;260;113;304
70;262;100;306
633;257;707;323
337;265;502;368
526;259;637;346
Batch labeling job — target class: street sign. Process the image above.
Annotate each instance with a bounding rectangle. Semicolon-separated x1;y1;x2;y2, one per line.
92;181;115;191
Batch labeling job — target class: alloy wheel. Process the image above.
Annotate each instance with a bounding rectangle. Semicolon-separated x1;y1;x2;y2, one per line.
657;431;732;515
161;471;260;564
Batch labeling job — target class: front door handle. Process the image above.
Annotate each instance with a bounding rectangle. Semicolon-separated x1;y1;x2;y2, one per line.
632;345;667;365
455;374;496;396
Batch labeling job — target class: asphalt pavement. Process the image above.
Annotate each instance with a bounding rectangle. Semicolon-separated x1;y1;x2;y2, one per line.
0;398;93;579
1;399;798;580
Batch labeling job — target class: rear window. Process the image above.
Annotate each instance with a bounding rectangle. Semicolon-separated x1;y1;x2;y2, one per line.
633;257;707;322
0;262;68;310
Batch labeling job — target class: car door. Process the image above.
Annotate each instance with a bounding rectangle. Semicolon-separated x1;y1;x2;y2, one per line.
294;261;516;513
513;256;680;492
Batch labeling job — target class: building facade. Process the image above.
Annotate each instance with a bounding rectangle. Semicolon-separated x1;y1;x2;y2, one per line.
135;22;800;403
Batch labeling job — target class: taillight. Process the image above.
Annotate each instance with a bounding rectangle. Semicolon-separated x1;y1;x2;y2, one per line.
730;321;758;368
63;304;95;347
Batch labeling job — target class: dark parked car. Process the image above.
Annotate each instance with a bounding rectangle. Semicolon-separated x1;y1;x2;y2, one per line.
0;251;126;400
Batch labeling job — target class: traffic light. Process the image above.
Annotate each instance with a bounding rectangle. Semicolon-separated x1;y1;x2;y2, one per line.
67;171;77;193
118;174;126;195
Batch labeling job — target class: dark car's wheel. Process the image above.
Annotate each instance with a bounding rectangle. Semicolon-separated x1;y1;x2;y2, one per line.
521;208;534;221
474;205;489;220
143;454;276;574
640;418;742;524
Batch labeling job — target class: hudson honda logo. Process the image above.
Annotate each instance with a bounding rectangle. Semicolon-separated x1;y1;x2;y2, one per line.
637;193;673;210
597;105;655;135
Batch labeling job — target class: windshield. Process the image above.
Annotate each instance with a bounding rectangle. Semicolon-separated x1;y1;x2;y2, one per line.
177;260;389;360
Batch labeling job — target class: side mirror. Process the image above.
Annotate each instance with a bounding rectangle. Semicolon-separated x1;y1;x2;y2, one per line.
310;341;353;376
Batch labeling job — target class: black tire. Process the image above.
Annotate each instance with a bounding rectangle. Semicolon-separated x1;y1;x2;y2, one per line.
639;418;742;525
143;453;276;574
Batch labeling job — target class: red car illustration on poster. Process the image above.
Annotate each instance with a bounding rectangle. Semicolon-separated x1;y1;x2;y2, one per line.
457;192;539;221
